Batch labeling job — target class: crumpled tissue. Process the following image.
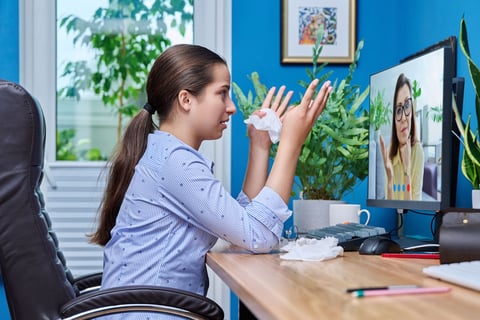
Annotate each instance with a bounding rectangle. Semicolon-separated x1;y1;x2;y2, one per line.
280;237;344;261
244;108;282;143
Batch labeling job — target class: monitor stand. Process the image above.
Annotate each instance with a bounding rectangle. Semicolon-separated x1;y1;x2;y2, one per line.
394;237;439;252
392;209;439;252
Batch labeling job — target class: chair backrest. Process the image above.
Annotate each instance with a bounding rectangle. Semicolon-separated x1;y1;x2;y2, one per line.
423;162;438;199
0;80;77;319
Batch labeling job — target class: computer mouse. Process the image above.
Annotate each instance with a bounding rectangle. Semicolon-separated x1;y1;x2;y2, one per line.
358;236;402;255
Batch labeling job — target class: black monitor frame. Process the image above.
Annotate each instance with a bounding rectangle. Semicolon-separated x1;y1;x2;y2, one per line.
367;38;459;213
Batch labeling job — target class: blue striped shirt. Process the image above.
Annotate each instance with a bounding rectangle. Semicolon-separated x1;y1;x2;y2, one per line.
100;131;291;318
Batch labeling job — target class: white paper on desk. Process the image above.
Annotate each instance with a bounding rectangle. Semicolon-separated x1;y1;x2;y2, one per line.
280;237;344;261
244;108;282;143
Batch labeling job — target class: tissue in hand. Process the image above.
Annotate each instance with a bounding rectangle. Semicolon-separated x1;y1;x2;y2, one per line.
244;108;282;143
280;237;344;261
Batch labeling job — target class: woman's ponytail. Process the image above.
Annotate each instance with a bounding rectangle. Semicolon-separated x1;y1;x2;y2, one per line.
90;108;156;246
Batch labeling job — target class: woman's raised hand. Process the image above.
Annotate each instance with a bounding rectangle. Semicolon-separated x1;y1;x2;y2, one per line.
243;85;294;200
261;85;293;119
265;79;332;203
279;79;332;149
247;85;293;149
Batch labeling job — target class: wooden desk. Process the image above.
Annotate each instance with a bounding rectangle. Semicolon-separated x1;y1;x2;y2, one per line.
207;249;479;320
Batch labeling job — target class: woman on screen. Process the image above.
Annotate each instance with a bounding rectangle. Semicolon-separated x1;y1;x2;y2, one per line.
379;73;424;200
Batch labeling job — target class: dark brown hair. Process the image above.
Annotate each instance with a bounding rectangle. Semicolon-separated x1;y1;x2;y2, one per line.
388;73;418;160
90;44;227;246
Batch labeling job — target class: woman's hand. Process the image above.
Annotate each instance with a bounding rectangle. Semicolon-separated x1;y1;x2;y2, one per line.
243;85;293;200
265;79;332;203
279;79;331;150
265;85;291;120
247;85;293;150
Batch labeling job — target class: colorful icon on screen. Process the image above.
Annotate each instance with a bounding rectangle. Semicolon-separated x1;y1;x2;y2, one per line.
392;184;408;194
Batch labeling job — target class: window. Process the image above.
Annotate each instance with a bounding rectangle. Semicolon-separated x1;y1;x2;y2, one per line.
56;0;193;161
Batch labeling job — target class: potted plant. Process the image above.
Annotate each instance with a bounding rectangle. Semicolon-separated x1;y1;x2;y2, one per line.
452;17;480;208
233;34;370;231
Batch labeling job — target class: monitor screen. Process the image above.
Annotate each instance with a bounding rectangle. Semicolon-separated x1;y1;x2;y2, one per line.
367;46;456;211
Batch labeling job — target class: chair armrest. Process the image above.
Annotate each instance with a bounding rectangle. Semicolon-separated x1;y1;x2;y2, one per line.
72;272;103;294
60;285;224;320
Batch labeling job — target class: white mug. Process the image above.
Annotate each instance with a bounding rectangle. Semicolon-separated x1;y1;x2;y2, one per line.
329;204;371;226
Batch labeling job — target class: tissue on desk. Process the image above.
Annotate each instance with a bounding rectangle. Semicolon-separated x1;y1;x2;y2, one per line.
280;237;344;261
244;108;282;143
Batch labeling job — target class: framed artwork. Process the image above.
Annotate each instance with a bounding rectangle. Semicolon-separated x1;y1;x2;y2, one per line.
281;0;356;64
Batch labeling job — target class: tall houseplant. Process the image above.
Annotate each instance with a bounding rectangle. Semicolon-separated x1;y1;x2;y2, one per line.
233;37;370;201
452;17;480;206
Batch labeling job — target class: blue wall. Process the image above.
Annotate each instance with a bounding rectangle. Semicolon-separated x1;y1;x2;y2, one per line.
0;0;19;82
231;1;403;237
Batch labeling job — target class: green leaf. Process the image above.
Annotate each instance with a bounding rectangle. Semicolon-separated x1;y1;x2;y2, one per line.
464;117;480;168
457;17;480;188
462;147;479;188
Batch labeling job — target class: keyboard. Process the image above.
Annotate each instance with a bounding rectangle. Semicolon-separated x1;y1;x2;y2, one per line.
305;223;388;251
423;260;480;291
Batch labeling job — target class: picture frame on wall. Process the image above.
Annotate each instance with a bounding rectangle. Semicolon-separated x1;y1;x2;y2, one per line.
281;0;356;64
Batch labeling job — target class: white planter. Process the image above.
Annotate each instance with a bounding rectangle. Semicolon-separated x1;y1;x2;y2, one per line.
472;190;480;209
293;199;346;234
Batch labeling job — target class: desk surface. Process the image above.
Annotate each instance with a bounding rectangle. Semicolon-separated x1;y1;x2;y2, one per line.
207;247;479;320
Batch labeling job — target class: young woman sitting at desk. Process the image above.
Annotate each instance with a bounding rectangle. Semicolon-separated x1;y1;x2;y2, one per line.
89;43;332;314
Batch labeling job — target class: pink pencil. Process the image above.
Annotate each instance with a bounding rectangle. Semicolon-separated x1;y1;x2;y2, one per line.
352;286;451;298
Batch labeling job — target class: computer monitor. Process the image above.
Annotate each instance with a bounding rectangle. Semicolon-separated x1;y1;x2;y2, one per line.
367;43;460;214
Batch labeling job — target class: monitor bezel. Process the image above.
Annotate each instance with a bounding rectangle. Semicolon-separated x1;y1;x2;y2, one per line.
366;43;456;212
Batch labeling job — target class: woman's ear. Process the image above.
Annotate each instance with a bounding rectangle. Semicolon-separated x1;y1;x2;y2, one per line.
178;90;192;111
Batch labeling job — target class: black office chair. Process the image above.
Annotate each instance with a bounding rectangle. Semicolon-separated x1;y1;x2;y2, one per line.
0;80;224;320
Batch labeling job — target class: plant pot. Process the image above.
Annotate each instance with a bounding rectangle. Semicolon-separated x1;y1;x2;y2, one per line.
472;190;480;209
293;199;346;234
